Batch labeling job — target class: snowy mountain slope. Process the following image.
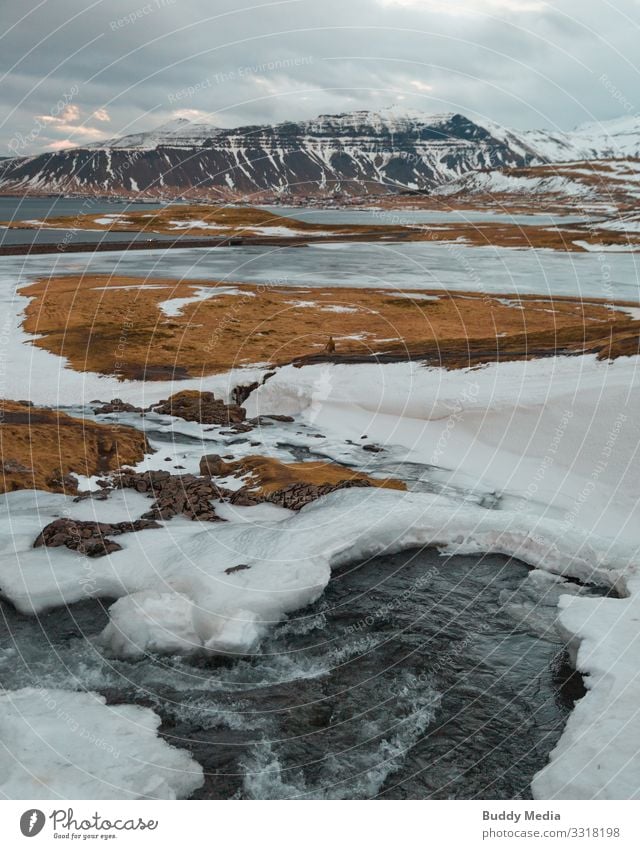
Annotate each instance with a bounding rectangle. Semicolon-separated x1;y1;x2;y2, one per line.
436;157;640;215
1;108;639;200
475;114;640;162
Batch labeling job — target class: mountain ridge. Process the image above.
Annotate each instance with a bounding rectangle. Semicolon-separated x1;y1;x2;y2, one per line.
1;108;638;200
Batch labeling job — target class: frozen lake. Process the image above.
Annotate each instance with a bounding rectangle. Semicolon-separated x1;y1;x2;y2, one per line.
1;239;638;302
262;205;590;227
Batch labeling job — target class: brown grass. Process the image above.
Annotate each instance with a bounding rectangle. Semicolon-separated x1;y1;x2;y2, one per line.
0;400;150;493
19;275;640;379
217;455;405;495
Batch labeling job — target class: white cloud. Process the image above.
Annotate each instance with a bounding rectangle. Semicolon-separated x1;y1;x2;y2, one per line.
410;80;434;92
171;108;214;122
35;104;109;145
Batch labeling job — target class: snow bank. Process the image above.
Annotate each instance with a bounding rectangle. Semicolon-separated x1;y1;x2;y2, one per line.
245;355;640;544
0;688;203;799
533;574;640;799
0;485;630;659
158;285;250;317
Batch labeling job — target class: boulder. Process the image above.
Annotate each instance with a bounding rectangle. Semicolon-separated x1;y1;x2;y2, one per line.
92;398;144;414
154;391;246;426
33;517;160;558
199;454;227;476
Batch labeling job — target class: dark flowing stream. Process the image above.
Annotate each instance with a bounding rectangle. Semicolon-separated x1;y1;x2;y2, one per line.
0;545;606;800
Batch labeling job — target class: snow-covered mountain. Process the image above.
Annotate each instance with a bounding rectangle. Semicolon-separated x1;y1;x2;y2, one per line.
1;108;638;200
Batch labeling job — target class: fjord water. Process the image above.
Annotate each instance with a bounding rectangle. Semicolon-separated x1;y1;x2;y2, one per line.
0;196;164;221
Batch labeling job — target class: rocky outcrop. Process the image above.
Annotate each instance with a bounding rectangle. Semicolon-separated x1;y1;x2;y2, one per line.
32;453;406;558
205;454;406;508
199;454;227;477
34;517;160;557
153;391;246;426
92;398;144;415
113;469;229;522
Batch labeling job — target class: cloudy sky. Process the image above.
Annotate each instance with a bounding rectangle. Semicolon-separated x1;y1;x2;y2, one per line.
1;0;639;155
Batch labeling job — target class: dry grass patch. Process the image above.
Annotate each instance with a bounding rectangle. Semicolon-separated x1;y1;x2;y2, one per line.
216;455;405;495
0;400;150;493
19;275;640;378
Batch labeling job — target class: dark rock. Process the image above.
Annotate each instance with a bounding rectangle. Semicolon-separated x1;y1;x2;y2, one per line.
199;454;226;476
154;391;246;426
247;414;295;425
263;414;294;423
231;382;259;406
113;469;229;523
34;517;160;558
229;490;262;507
93;398;144;415
45;473;78;493
73;489;111;503
224;564;251;575
0;459;33;474
234;478;374;511
362;444;383;453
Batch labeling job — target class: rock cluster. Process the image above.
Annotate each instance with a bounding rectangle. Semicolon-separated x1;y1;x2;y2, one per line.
153;391;246;426
34;517;160;557
92;398;144;415
113;469;229;522
0;459;33;474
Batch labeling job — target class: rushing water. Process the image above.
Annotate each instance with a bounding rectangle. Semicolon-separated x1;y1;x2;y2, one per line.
0;545;605;799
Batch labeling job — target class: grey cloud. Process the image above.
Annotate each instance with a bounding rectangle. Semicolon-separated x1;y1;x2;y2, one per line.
1;0;638;154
